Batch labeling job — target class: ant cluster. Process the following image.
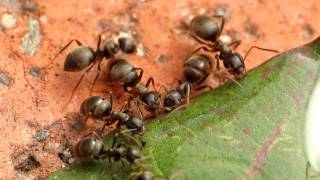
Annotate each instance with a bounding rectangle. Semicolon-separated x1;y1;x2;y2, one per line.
48;14;278;179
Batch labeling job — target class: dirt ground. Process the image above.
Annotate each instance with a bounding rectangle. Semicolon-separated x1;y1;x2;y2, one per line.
0;0;319;179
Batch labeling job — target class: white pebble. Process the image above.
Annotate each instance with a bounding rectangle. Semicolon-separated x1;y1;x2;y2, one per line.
1;13;16;29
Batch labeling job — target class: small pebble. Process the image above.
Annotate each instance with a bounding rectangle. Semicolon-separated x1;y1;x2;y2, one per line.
136;43;145;57
0;73;10;86
36;129;49;141
219;35;232;45
214;4;230;20
158;54;169;63
301;24;314;38
29;67;41;77
1;13;16;29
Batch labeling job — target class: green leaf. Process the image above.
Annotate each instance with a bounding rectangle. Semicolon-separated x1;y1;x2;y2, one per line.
49;37;320;180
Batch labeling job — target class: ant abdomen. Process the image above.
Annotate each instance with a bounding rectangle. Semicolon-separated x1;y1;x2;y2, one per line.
64;46;95;72
80;96;112;119
183;54;212;83
108;59;140;87
73;136;104;159
190;15;221;42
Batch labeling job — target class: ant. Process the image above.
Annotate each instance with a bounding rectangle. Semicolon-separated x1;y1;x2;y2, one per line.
162;81;192;112
44;34;137;110
80;93;145;146
106;58;162;116
61;132;144;173
185;15;278;84
100;97;146;136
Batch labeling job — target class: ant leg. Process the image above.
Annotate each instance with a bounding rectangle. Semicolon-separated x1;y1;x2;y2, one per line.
62;62;97;111
186;83;191;105
134;67;144;84
128;97;144;119
108;91;113;111
120;159;127;168
243;46;279;61
215;55;221;85
96;34;102;50
211;15;225;37
83;114;90;123
196;73;210;85
118;130;143;147
108;158;113;178
190;32;213;47
89;71;100;96
159;85;169;93
186;45;212;60
194;84;213;91
228;40;242;50
132;98;144;120
89;58;103;94
214;68;244;89
100;113;115;135
43;39;83;70
145;77;157;92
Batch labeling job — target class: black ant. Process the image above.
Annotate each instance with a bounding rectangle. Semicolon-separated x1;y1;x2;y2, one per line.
80;93;145;146
162;81;192;112
186;15;278;83
106;58;162;116
100;98;146;137
80;93;113;122
44;35;137;110
61;132;144;172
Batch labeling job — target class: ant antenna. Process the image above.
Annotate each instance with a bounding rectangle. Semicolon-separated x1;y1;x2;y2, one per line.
243;46;279;61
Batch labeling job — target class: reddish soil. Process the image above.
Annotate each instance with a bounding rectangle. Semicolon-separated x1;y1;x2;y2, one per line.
0;0;319;179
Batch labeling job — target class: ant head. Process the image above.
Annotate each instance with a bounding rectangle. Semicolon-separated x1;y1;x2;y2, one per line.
141;91;161;111
177;81;192;98
223;52;245;75
163;90;182;111
118;37;137;54
190;15;221;42
102;39;120;58
126;116;144;133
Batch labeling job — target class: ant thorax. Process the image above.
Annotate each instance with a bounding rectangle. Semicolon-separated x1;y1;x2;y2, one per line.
134;83;149;96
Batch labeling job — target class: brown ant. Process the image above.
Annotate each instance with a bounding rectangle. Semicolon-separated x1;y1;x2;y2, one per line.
186;15;278;83
106;58;162;116
44;35;137;110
